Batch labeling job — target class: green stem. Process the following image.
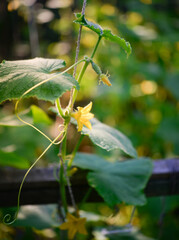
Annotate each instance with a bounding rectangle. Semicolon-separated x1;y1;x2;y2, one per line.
58;36;102;215
90;36;102;59
55;58;85;117
72;36;102;106
72;62;88;104
60;129;68;213
56;61;87;216
61;134;67;159
59;133;68;214
64;58;85;75
79;187;93;209
129;206;136;225
68;135;84;168
59;162;68;214
56;98;64;117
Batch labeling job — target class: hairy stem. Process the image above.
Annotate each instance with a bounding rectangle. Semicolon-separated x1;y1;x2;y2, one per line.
58;131;68;214
60;154;78;216
73;0;87;78
59;157;68;214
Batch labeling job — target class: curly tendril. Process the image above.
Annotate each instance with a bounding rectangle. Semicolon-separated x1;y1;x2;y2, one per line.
1;0;104;224
3;57;85;225
3;212;17;225
3;128;67;225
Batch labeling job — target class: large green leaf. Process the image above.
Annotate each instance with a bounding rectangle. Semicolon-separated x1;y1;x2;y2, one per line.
13;205;59;229
72;118;137;158
73;153;153;207
74;13;132;56
0;150;29;169
0;58;79;103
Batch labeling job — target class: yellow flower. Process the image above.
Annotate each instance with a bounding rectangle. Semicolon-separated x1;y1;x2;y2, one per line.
59;213;87;239
71;102;94;132
99;73;112;86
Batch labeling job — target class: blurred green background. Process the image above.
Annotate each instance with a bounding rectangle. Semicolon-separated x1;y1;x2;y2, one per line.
0;0;178;239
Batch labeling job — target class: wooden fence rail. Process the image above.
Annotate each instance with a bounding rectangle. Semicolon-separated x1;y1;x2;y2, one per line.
0;158;179;207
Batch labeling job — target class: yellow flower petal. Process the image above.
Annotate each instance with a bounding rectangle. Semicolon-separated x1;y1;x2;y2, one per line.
83;121;92;129
66;213;76;221
71;102;94;131
59;213;87;239
82;101;92;113
77;218;88;235
59;222;70;230
84;113;94;119
68;228;76;239
77;122;83;132
99;73;112;86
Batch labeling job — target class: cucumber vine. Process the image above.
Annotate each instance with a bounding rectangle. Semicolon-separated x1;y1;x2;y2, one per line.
0;1;153;239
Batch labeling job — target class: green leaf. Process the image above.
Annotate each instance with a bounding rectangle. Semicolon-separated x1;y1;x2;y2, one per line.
96;226;155;240
103;29;132;56
74;13;103;35
31;105;53;125
0;58;79;103
0;113;32;127
73;153;153;207
0;150;30;169
74;13;132;56
13;205;59;229
0;105;53;127
72;118;137;158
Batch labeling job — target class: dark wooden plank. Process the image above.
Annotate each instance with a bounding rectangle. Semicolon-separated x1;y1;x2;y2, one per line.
0;159;178;207
145;159;179;197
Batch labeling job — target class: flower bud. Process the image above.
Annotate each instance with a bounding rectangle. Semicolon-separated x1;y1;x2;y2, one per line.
99;73;112;86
